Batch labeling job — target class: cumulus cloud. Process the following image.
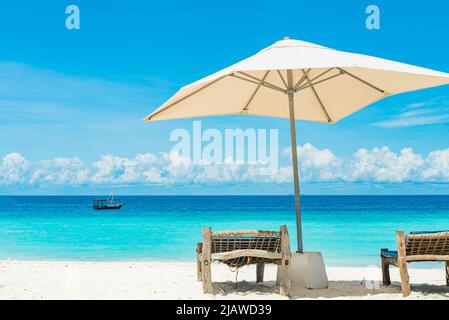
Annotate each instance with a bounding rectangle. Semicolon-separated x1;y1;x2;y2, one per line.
422;149;449;181
31;157;89;186
348;147;425;183
90;153;165;185
1;144;449;188
0;153;30;185
283;143;343;181
285;145;448;184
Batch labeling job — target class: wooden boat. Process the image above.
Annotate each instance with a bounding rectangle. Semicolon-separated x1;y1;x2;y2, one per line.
93;191;124;210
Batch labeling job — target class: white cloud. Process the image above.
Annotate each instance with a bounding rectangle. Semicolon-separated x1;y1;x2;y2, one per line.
2;145;449;188
348;147;425;183
422;149;449;181
0;153;30;185
283;143;342;181
31;157;90;186
283;145;449;184
91;153;162;185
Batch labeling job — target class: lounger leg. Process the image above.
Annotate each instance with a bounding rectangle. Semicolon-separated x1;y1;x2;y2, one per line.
279;225;291;297
380;249;391;286
398;260;411;297
201;228;213;294
196;243;203;281
201;259;213;294
446;261;449;287
256;262;265;283
275;265;281;286
278;260;291;296
397;231;411;297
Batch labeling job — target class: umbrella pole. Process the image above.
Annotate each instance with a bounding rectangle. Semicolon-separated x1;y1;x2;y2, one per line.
287;70;303;254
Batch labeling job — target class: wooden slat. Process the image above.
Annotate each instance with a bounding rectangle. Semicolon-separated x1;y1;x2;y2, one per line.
433;238;441;255
212;230;281;237
406;255;449;262
404;232;449;239
443;238;449;256
425;238;432;255
212;249;282;261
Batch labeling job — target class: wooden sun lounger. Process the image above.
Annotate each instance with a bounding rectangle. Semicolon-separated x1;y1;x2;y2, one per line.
381;231;449;297
196;225;291;296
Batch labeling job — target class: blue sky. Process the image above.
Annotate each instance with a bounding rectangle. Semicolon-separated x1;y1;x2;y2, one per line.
0;0;448;195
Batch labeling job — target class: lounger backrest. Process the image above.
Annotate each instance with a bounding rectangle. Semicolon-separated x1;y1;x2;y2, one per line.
405;232;449;256
210;231;282;254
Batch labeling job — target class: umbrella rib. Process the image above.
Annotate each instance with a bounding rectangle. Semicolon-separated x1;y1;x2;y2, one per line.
337;68;387;94
277;70;288;89
302;70;333;123
230;73;286;94
237;72;287;93
241;71;270;113
309;68;336;84
296;72;344;92
293;69;311;91
145;76;227;121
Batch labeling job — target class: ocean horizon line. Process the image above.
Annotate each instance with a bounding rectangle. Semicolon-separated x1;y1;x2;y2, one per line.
2;194;449;197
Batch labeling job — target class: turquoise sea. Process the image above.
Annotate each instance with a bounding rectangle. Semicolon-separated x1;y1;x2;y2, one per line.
0;196;448;267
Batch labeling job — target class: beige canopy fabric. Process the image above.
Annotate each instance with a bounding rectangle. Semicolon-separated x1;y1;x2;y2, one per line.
145;38;449;123
144;37;449;253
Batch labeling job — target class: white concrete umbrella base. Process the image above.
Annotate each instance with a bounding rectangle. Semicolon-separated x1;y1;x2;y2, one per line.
277;252;329;289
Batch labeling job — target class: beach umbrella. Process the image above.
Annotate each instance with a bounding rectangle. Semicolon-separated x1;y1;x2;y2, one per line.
144;37;449;253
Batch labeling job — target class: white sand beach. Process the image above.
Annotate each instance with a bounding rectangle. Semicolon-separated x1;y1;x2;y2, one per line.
0;260;448;300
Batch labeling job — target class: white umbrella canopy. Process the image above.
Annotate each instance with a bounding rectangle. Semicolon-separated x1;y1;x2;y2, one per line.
145;37;449;123
145;37;449;253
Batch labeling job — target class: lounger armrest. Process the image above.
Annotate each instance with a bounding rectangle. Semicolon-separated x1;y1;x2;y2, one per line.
381;249;398;258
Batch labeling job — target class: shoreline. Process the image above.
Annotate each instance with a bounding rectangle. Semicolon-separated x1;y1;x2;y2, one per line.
1;260;448;300
0;257;444;270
